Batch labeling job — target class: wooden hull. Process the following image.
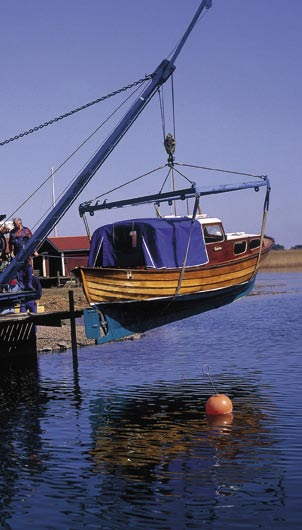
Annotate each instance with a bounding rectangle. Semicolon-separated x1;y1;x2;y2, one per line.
76;235;274;342
78;236;273;305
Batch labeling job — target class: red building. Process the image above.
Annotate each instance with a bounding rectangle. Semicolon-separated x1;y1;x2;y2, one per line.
34;235;90;281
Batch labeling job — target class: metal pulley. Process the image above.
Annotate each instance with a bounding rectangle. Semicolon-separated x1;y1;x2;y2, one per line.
164;133;176;159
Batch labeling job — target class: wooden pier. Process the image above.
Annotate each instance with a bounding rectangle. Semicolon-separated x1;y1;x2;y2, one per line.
0;291;83;360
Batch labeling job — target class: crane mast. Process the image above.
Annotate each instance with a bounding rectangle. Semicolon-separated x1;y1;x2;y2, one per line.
0;0;212;290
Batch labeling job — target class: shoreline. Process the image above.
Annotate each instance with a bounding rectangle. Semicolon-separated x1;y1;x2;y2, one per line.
260;249;302;271
36;259;302;353
36;322;95;353
36;287;94;353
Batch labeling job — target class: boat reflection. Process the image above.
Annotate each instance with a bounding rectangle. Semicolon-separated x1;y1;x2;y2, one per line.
89;382;283;504
0;361;285;528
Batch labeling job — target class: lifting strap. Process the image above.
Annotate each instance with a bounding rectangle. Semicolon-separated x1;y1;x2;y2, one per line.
252;184;271;277
173;193;200;299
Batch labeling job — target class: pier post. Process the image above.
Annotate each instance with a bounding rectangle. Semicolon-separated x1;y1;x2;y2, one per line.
68;290;78;360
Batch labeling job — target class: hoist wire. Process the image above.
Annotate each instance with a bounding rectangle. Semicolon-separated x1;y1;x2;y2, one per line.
0;76;151;147
158;166;173;194
171;74;176;140
158;75;176;143
169;164;195;184
173;193;200;299
82;213;91;240
158;87;166;141
174;162;266;179
170;166;177;215
91;164;166;203
251;186;271;278
6;82;145;229
31;83;146;231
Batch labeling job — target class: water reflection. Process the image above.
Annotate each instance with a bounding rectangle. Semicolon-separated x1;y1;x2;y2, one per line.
88;380;284;526
1;272;300;529
0;359;47;516
0;360;289;529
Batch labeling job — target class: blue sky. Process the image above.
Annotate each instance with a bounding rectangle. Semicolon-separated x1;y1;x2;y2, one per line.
1;0;301;248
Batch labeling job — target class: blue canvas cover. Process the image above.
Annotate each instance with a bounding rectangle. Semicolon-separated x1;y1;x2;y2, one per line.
88;218;208;269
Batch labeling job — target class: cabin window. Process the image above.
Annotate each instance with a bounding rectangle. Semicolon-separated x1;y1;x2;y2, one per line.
234;241;247;255
203;224;224;243
250;238;261;250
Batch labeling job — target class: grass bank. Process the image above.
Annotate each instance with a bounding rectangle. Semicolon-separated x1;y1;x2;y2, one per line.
260;250;302;271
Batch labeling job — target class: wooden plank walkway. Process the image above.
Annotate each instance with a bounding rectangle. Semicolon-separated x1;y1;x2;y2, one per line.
0;309;83;326
0;307;84;360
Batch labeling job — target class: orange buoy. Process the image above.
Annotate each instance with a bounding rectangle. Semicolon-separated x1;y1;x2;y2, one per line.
205;393;233;415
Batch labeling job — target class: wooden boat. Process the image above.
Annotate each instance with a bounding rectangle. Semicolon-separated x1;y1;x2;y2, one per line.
74;178;274;342
79;221;273;306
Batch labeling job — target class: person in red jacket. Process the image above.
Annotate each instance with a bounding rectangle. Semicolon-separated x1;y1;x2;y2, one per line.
9;217;38;290
9;217;33;257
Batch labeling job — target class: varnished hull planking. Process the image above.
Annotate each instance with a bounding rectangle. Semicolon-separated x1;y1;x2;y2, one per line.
78;236;273;305
75;235;274;342
83;277;257;339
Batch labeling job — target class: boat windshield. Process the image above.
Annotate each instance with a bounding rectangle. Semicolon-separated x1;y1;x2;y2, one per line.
203;224;224;243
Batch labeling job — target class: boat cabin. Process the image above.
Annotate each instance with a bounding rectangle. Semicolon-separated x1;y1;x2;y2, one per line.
87;214;263;272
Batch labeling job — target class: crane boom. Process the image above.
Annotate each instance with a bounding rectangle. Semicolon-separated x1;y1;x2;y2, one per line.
0;0;212;289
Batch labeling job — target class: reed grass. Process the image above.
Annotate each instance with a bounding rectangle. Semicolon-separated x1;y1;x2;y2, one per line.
260;250;302;271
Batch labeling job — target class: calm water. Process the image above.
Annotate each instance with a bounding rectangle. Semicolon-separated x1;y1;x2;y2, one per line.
0;272;301;530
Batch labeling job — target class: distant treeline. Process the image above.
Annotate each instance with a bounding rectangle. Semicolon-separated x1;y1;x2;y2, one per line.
260;249;302;270
273;244;302;250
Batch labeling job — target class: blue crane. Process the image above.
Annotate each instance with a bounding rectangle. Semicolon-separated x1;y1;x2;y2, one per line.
0;0;212;295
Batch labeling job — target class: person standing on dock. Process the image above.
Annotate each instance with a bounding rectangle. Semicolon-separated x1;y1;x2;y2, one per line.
0;225;8;262
0;221;13;271
9;218;33;258
20;275;42;314
9;218;38;290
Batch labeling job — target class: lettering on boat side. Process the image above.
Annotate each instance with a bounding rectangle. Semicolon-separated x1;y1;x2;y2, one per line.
213;246;223;251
